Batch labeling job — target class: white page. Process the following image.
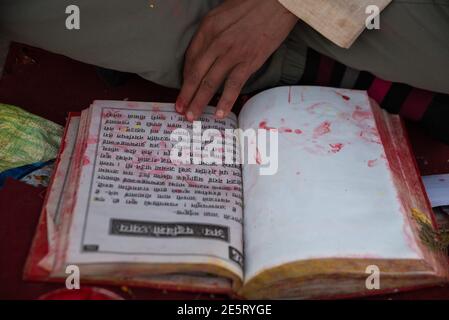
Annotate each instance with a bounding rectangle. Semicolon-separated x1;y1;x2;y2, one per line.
65;101;243;278
422;174;449;207
238;86;423;282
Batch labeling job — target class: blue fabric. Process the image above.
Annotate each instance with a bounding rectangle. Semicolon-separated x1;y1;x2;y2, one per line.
0;160;53;188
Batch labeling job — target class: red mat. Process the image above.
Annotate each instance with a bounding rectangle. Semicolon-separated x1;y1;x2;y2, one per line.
1;42;449;299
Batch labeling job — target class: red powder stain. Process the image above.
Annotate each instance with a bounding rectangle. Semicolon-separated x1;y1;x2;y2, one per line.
306;102;327;114
255;148;262;165
279;127;293;133
258;120;276;131
359;127;381;144
329;143;344;153
127;102;139;108
259;120;302;134
352;106;372;122
186;180;198;187
152;124;162;133
83;156;90;166
313;121;331;138
367;159;378;167
149;169;167;176
335;91;350;101
86;137;99;144
150;104;167;120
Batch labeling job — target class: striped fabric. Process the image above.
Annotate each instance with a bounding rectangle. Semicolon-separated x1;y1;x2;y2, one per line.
298;49;449;142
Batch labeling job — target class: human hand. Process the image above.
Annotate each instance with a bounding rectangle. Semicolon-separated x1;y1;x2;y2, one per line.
175;0;298;121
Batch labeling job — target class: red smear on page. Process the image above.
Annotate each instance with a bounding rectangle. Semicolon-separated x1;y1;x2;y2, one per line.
86;137;99;145
259;120;276;131
279;127;293;133
329;143;344;153
352;106;372;122
313;121;331;138
126;102;139;108
306;102;327;114
82;156;90;166
335;91;350;101
151;104;167;120
368;159;378;167
259;120;302;135
186;180;198;187
359;127;381;144
255;148;262;165
151;124;162;133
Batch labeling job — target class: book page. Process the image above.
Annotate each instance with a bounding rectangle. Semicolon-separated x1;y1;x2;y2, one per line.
238;86;423;283
46;115;81;227
63;101;244;278
422;174;449;208
39;115;81;271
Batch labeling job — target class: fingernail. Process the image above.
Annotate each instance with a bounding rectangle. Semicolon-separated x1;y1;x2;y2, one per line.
186;111;195;122
175;98;184;113
215;109;225;119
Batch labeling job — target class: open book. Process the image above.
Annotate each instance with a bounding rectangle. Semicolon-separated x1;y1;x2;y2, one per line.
25;86;449;299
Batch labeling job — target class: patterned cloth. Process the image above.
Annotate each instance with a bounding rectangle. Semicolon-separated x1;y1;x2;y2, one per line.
0;160;54;188
0;103;63;173
20;161;55;188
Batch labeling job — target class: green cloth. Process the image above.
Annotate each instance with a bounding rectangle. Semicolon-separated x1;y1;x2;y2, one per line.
0;103;63;173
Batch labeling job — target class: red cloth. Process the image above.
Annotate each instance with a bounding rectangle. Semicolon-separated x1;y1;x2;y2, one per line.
1;42;449;299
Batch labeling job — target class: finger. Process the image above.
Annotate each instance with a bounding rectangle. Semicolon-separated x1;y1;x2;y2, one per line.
176;24;209;113
185;57;233;122
176;14;221;114
176;46;220;115
183;31;205;77
215;64;251;119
